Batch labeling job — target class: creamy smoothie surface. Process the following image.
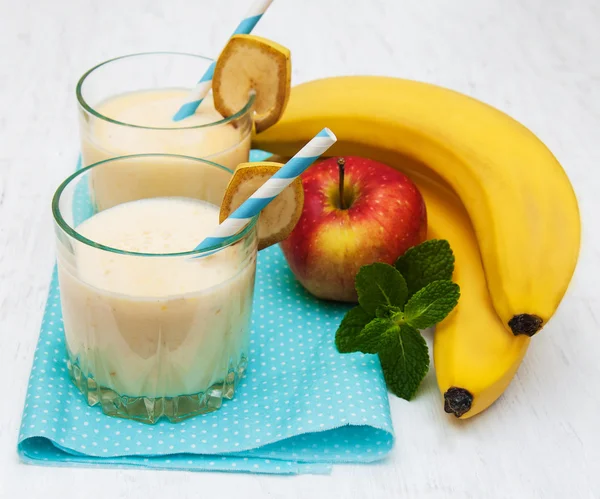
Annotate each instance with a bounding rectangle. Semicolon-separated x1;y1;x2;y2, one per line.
80;89;251;209
82;88;250;164
58;197;256;398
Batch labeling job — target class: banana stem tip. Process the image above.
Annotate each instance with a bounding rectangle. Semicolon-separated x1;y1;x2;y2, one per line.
508;314;543;336
444;387;473;418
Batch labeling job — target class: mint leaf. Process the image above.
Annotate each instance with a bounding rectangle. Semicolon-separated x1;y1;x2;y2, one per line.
404;280;460;330
355;263;408;315
335;307;372;353
353;318;399;354
378;324;429;400
395;239;455;297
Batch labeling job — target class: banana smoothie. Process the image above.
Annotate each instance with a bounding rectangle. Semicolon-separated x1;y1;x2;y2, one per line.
80;89;252;210
57;196;257;407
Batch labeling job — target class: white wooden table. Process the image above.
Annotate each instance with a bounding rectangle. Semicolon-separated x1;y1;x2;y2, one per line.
1;0;599;497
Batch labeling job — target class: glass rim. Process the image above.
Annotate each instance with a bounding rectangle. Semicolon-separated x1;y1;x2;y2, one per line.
52;154;258;258
76;51;256;130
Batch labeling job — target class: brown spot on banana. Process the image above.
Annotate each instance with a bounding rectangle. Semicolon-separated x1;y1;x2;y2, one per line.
444;387;474;418
508;314;543;336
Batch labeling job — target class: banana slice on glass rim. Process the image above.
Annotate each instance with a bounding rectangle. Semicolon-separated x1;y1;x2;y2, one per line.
220;162;304;250
213;34;291;133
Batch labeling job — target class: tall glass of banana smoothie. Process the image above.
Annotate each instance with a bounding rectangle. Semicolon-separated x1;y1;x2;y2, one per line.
76;53;254;209
53;155;258;423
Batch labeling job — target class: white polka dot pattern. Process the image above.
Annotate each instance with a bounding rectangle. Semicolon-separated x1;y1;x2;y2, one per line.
17;153;394;474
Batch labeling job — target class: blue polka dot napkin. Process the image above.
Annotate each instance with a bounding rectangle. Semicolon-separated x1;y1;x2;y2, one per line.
17;152;394;474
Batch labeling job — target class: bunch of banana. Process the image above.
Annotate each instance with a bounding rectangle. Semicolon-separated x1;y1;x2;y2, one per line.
253;76;580;418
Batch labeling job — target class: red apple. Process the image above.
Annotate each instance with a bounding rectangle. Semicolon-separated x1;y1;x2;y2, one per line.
280;156;427;302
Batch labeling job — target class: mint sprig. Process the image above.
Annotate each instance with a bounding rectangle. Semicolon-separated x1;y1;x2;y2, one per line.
334;239;460;401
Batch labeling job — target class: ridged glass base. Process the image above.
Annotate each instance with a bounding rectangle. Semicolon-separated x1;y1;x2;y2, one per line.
67;356;248;424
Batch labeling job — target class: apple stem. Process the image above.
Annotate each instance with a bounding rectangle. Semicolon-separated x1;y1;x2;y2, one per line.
338;157;346;210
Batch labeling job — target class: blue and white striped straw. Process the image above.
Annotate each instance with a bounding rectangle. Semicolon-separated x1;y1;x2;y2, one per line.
195;128;337;251
173;0;274;122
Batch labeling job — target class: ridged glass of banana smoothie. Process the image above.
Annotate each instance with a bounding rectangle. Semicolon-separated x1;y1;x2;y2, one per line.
76;52;254;209
53;155;258;424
